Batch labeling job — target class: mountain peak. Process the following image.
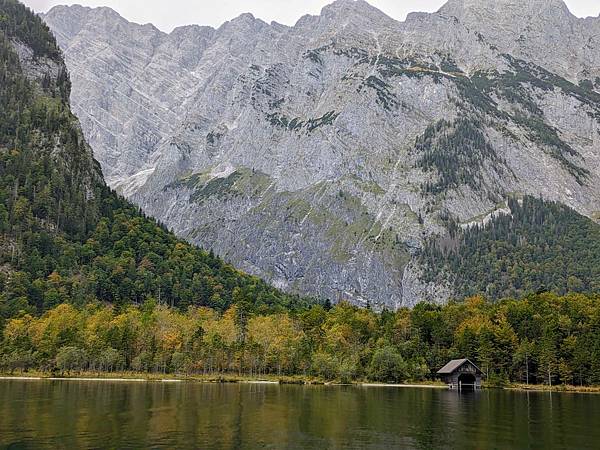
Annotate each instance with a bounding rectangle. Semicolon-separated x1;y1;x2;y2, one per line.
218;12;269;33
230;12;257;23
320;0;394;22
45;4;164;35
439;0;573;19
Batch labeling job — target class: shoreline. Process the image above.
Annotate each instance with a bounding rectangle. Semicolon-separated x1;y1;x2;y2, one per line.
360;383;447;389
0;373;321;384
1;374;599;393
503;383;600;394
0;373;444;388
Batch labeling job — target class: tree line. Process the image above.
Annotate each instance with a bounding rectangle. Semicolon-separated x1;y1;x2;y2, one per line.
2;292;600;386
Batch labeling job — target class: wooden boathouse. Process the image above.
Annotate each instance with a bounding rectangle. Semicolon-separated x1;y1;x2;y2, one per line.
437;359;483;390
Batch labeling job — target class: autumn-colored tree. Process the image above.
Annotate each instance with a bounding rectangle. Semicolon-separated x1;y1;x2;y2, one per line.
2;293;600;385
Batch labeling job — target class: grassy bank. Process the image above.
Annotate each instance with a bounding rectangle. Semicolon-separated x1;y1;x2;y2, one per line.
3;372;599;393
505;383;600;394
0;371;334;385
0;371;447;387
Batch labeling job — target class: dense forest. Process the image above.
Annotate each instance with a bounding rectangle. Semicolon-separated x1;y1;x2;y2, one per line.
2;293;600;386
0;0;312;328
420;196;600;299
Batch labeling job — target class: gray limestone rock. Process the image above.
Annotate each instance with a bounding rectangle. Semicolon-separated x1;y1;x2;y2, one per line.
41;0;600;308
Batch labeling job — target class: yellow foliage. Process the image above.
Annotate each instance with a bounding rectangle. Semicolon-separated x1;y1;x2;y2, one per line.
202;308;236;346
3;314;34;345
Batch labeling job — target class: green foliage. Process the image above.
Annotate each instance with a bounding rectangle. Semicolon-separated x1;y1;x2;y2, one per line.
468;57;590;183
2;293;600;386
359;76;399;110
500;54;600;118
511;111;587;183
2;2;598;390
97;348;124;372
189;171;243;201
0;0;60;61
267;111;339;133
368;345;407;383
420;196;600;299
55;345;87;372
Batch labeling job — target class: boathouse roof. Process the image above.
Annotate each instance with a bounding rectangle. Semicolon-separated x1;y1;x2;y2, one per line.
437;359;482;375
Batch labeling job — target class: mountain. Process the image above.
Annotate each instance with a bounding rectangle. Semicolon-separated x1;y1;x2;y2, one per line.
41;0;600;308
438;0;600;81
0;0;310;324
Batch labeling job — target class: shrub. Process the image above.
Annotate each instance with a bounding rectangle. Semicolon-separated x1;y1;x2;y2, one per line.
368;346;407;383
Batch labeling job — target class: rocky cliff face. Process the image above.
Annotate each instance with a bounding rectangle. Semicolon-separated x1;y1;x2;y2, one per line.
42;0;600;308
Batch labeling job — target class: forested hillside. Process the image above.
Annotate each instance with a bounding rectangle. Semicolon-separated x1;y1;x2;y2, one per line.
420;196;600;299
0;0;311;328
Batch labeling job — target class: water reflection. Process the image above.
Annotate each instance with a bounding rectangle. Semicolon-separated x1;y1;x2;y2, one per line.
0;380;598;449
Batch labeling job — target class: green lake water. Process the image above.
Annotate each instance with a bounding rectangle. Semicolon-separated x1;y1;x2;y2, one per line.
0;379;599;449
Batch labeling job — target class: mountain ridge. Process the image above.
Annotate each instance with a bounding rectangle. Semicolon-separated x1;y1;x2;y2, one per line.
40;0;600;308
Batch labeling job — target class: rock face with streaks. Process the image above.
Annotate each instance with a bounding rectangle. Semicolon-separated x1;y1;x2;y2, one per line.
42;0;600;308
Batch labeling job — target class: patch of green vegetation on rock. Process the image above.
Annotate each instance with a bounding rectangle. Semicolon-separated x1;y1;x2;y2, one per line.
194;173;243;201
267;111;339;133
168;170;212;191
410;60;591;190
463;58;592;184
345;175;385;196
438;55;463;74
415;118;503;195
374;55;438;80
322;192;410;264
333;47;369;60
358;75;399;111
266;186;410;265
169;168;273;204
306;111;339;131
511;113;588;182
503;55;600;117
283;197;313;222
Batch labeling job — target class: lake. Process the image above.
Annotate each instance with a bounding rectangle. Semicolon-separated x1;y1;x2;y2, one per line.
0;380;599;449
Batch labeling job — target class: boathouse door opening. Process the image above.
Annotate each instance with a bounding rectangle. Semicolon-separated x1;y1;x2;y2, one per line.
458;373;476;390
